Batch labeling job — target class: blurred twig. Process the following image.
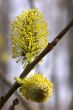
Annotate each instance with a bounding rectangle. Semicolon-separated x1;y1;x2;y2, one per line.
0;74;12;88
8;98;19;110
0;18;73;109
28;0;35;9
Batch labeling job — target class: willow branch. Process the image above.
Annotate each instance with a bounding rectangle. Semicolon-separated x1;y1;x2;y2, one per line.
0;75;32;110
0;18;73;109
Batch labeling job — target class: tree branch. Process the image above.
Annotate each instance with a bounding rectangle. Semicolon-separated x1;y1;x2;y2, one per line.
0;74;33;110
0;18;73;109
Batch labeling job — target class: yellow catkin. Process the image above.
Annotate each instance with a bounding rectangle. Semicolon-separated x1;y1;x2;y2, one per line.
10;8;49;65
16;74;53;102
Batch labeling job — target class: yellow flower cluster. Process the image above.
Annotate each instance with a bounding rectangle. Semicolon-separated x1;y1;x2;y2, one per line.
10;8;49;64
16;74;53;102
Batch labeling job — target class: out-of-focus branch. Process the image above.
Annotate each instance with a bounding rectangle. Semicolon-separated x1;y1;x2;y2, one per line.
8;98;19;110
0;74;12;88
0;18;73;109
28;0;35;9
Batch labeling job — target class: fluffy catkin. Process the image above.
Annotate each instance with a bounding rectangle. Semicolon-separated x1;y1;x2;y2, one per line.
16;74;53;102
10;8;49;65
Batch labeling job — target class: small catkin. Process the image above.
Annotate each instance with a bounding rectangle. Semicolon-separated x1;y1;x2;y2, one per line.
16;74;53;103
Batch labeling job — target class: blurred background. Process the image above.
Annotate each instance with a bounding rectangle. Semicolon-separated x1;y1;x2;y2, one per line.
0;0;73;110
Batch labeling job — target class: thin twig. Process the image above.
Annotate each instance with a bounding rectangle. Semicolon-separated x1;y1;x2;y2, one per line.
0;18;73;109
8;98;19;110
28;0;35;9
